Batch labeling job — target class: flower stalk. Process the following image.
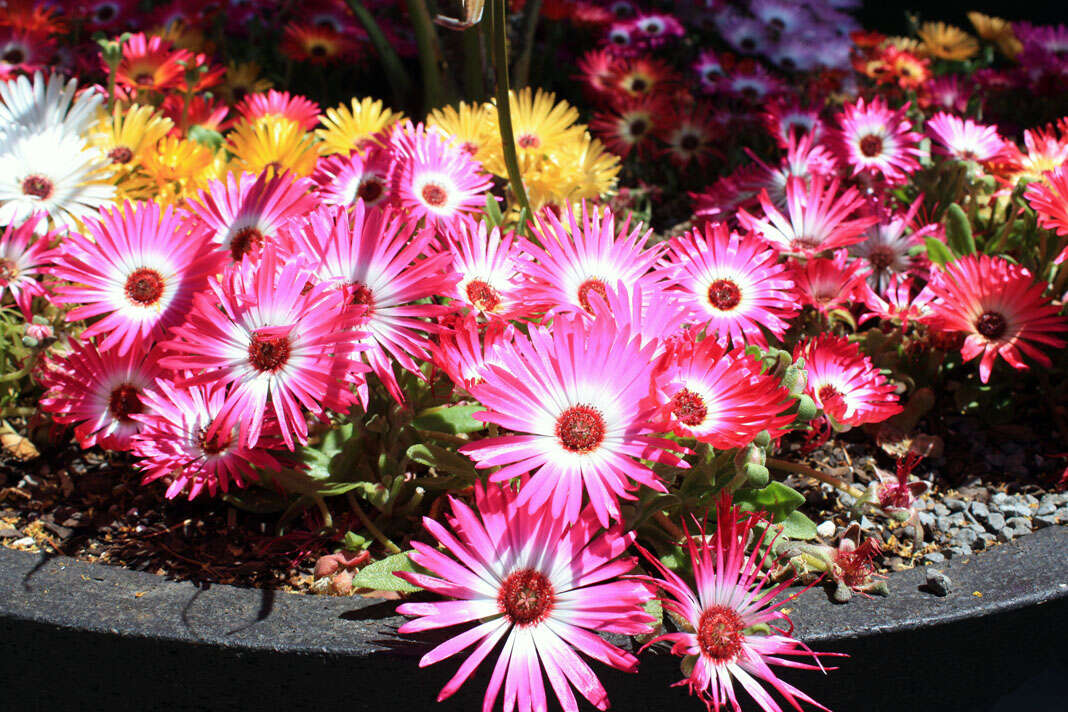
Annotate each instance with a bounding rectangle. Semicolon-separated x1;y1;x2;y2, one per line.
489;0;532;219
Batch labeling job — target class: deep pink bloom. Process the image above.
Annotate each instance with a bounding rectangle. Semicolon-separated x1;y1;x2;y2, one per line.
637;495;835;712
310;147;392;209
790;250;871;315
795;334;903;427
0;213;55;316
762;100;824;148
926;112;1007;162
50;201;221;355
38;338;163;451
161;248;363;449
431;316;514;394
736;133;837;210
922;254;1068;383
459;314;687;526
1025;165;1068;263
444;216;529;321
833;97;922;184
132;379;282;499
396;482;654;712
848;197;937;291
860;276;935;330
235;90;321;131
658;222;799;348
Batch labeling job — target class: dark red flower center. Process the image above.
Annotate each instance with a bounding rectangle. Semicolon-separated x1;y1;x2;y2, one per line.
108;383;143;422
196;423;232;455
3;48;26;64
859;134;884;157
517;133;541;149
349;281;375;315
124;268;165;305
95;4;116;21
707;278;742;311
498;569;555;626
696;605;745;661
740;37;757;51
868;246;895;270
311;44;328;58
421;182;448;207
818;383;842;403
465;279;501;312
975;310;1007;339
670;388;708;427
247;331;291;372
629;118;649;137
791;235;822;250
21;174;53;200
108;145;134;164
230;226;265;261
577;278;608;313
135;72;155;86
629;77;648;93
357;177;384;203
555;404;606;453
679;133;700;151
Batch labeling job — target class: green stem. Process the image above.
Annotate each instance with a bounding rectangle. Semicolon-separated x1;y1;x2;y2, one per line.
461;25;484;101
765;457;864;498
490;0;531;217
512;0;543;88
347;493;402;554
345;0;413;109
0;365;29;383
405;0;451;110
414;428;470;446
314;496;334;530
0;407;36;417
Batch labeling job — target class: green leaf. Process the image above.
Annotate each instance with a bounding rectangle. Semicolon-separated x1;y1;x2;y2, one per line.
411;404;486;434
406;443;477;478
777;510;818;540
944;203;976;255
343;532;370;551
188;125;224;151
925;236;956;266
484;193;504;226
350;551;423;593
734;482;805;522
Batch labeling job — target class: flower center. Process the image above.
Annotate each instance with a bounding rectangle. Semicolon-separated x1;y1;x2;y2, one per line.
108;145;134;164
421;182;449;208
21;174;53;200
465;279;501;312
697;605;745;661
679;133;700;151
517;133;541;149
740;37;756;51
124;268;165;305
868;245;895;270
707;278;742;311
818;383;842;403
975;310;1007;339
311;44;328;58
3;48;26;64
247;331;291;372
670;388;708;427
497;569;555;626
628;118;649;137
555;404;606;453
357;177;384;204
108;383;143;422
196;423;232;455
135;72;155;86
791;235;822;250
0;258;19;285
230;226;265;261
577;278;608;313
859;134;884;157
629;77;649;93
348;281;375;315
96;5;116;21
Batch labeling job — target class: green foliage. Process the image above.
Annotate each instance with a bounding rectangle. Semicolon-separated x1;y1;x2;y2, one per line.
734;482;806;523
351;550;424;592
410;404;487;434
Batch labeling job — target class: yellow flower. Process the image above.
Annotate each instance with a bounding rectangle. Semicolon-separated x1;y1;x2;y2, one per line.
218;62;273;104
967;12;1021;59
481;88;585;178
316;97;405;155
520;132;620;210
89;104;174;173
227;118;318;177
917;22;979;61
141;136;218;204
428;102;495;161
883;36;924;54
150;20;211;54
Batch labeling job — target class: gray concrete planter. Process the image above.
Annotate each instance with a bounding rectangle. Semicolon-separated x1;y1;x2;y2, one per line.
1;526;1066;712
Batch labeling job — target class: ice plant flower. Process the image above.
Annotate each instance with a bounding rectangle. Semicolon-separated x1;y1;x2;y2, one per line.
161;248;363;449
833;97;922;184
659;222;799;348
923;255;1068;383
0;213;54;315
848;197;936;291
1025;164;1068;262
519;203;664;318
236;89;321;131
114;33;190;92
795;334;903;427
227;116;319;178
444;216;528;321
431;316;513;394
38;338;163;451
459;314;687;526
309;147;392;208
395;482;654;712
926;112;1007;163
0;71;101;136
654;335;794;449
637;495;834;712
50;201;221;355
316;96;404;156
790;251;871;316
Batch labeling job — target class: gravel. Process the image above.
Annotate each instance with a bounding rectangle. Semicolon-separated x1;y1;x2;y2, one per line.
924;568;952;596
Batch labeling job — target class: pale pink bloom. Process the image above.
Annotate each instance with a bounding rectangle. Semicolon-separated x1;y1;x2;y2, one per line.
0;213;55;315
443;216;529;321
396;482;654;712
737;133;837;209
833;97;923;184
848;197;936;291
926;112;1008;162
235;89;321;131
310;147;392;208
795;334;903;427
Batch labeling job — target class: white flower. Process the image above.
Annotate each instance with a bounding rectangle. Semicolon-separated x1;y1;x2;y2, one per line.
0;71;102;137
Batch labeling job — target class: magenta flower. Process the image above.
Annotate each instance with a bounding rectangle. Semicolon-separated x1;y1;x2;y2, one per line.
658;222;799;348
637;494;835;712
459;314;687;526
0;213;55;316
795;334;903;427
396;482;654;712
161;248;363;449
926;112;1008;162
310;147;392;209
847;197;936;291
235;89;321;131
431;316;514;394
50;201;221;355
1025;165;1068;264
833;97;922;184
789;250;871;315
444;216;529;321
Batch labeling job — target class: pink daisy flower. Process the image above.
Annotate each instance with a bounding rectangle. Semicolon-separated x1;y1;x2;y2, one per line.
737;175;877;256
396;482;654;712
922;255;1068;383
833;97;923;184
0;213;55;316
790;250;871;315
654;335;794;448
188;170;318;262
1025;165;1068;263
235;89;321;131
38;338;163;451
444;216;529;321
519;203;664;318
658;222;799;348
762;100;824;149
287;203;455;405
161;248;362;449
693;49;726;93
389;121;492;227
459;314;687;526
922;75;970;114
860;276;935;330
737;132;837;209
310;147;392;209
50;201;221;355
637;494;835;712
926;112;1007;163
584;280;690;354
848;197;937;291
431;316;514;394
132;379;282;500
795;334;903;427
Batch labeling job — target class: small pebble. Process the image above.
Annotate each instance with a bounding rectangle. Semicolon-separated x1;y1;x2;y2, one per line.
948;512;967;526
924;551;945;564
997;528;1016;543
1012;526;1031;539
970;501;989;520
858;515;875;531
1036;503;1057;517
936;515;953;532
1000;503;1030;518
1023;494;1039;507
944;498;966;512
11;536;34;547
925;568;952;596
953;528;978;547
917;511;936;529
901;525;917;540
816;520;836;538
1034;515;1058;529
992;492;1011;506
947;545;971;559
1006;516;1032;531
984;512;1006;532
933;503;951;517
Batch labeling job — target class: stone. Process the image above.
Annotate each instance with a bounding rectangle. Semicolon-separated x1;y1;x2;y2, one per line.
901;525;917;540
991;492;1011;506
858;515;875;531
997;528;1016;543
948;512;967;527
1036;503;1057;517
953;528;978;547
11;536;34;547
970;501;989;520
1000;503;1030;518
984;512;1006;532
816;520;836;538
933;503;951;517
924;568;952;596
947;545;971;559
1034;515;1058;529
1006;516;1032;531
937;515;953;532
944;498;966;512
923;551;945;564
1023;494;1040;507
917;511;936;529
